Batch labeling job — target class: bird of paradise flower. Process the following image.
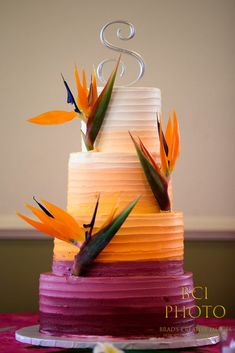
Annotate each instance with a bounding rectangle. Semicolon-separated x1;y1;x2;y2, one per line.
28;57;120;151
130;111;180;211
17;194;139;276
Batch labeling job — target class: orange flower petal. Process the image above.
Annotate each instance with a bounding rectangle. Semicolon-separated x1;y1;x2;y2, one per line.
27;111;77;125
91;68;98;105
74;65;89;116
170;111;180;171
159;115;169;175
41;199;83;241
25;204;52;221
17;212;61;239
17;212;79;246
25;204;74;240
165;116;173;153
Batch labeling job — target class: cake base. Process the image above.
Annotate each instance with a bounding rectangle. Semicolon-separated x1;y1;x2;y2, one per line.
15;325;219;349
39;272;195;337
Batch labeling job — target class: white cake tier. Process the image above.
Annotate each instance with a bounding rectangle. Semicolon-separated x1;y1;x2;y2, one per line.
67;151;172;217
81;87;161;153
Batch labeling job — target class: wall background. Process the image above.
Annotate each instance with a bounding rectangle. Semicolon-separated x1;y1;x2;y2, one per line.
1;0;235;226
0;0;234;315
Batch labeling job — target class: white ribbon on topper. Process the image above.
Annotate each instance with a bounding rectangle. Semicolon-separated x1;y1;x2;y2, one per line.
97;20;145;86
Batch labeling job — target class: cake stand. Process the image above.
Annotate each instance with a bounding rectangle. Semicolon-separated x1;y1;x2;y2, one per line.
15;325;220;349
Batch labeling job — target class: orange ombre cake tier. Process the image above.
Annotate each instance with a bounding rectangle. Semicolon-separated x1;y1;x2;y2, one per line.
52;212;184;275
67;152;172;216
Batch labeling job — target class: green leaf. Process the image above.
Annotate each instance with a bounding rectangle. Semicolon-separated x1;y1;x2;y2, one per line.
85;56;120;149
72;195;139;276
81;129;92;151
130;133;171;211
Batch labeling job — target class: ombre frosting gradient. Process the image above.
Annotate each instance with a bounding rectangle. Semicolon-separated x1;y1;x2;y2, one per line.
81;87;161;153
40;273;195;337
39;86;196;337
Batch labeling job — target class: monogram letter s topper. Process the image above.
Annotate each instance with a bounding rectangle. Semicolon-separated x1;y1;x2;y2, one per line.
97;20;145;86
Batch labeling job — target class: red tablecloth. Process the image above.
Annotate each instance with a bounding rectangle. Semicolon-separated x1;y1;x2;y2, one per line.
0;313;234;353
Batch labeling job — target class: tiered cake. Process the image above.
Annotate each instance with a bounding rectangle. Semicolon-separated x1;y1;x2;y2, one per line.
38;87;195;337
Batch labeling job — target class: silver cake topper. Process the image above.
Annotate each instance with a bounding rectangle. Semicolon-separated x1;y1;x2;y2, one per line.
97;20;145;86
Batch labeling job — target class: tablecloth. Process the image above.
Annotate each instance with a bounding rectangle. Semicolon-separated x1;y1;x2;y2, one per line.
0;313;234;353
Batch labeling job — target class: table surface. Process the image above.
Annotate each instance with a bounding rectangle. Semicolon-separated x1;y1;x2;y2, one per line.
0;313;234;353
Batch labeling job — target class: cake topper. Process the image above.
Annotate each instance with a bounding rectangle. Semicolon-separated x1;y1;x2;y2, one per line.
97;20;145;86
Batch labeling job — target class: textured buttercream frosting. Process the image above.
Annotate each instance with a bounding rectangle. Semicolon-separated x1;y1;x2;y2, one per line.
52;259;184;277
42;85;195;338
81;87;161;153
67;151;173;216
53;212;183;265
39;272;195;337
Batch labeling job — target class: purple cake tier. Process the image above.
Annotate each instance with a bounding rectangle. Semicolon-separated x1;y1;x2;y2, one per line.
39;272;195;337
52;259;184;277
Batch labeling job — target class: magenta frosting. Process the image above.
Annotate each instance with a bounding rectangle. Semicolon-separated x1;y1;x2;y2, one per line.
39;272;195;337
52;259;184;277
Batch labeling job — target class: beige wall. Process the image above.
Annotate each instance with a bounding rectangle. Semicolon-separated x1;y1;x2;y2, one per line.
0;0;234;225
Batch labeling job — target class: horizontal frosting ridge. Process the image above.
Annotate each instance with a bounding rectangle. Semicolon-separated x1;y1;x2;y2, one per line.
39;272;195;337
67;152;173;216
53;212;183;263
81;87;161;153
